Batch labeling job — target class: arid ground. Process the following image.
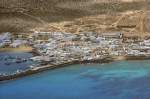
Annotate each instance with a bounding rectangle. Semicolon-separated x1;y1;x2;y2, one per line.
0;0;150;35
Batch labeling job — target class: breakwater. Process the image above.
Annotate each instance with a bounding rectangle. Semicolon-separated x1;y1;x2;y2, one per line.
0;57;113;81
1;55;150;81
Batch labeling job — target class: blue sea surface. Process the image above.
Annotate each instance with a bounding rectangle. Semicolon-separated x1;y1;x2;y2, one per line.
0;52;33;74
0;60;150;99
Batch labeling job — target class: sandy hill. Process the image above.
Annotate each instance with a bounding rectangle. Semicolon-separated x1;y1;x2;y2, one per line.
0;0;149;34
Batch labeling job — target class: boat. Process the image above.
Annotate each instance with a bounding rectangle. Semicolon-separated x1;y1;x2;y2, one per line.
16;70;21;73
15;58;22;63
4;62;11;65
22;58;27;62
29;65;35;69
15;58;27;63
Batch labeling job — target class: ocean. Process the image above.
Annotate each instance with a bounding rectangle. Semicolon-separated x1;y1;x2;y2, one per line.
0;60;150;99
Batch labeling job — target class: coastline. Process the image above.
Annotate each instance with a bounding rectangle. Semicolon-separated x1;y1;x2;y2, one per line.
0;55;150;82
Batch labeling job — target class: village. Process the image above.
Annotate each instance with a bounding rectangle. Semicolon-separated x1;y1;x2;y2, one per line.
1;31;150;63
1;31;150;79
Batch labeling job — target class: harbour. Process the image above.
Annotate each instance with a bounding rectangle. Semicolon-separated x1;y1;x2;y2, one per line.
0;52;36;77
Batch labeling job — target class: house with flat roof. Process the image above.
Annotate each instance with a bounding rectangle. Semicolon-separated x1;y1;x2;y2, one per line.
101;32;123;39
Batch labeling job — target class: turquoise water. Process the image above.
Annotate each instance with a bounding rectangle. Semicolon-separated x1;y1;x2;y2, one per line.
0;60;150;99
0;52;33;74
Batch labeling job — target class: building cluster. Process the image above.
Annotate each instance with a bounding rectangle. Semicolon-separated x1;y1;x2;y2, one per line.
0;32;29;48
1;31;150;63
1;31;150;76
30;31;150;63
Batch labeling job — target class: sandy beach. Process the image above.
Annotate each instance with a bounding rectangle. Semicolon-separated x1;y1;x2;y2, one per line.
0;46;33;52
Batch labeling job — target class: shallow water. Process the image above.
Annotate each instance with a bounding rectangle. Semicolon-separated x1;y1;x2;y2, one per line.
0;60;150;99
0;52;33;74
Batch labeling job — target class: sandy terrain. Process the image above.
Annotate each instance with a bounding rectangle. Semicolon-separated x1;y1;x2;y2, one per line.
0;46;33;52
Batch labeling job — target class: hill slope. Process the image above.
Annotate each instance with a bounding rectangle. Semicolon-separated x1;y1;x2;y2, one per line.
0;0;149;33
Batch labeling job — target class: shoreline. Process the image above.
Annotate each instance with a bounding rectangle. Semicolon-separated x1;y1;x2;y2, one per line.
1;55;150;82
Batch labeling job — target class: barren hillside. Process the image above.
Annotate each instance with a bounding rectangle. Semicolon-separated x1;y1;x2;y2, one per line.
0;0;149;34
